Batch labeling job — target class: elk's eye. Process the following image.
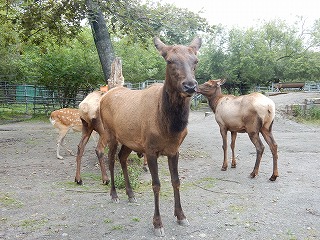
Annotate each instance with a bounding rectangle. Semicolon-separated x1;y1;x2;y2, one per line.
167;59;173;64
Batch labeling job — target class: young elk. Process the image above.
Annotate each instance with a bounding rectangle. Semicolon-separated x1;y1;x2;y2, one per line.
97;37;201;237
50;108;82;159
198;79;278;181
74;90;148;186
74;90;109;185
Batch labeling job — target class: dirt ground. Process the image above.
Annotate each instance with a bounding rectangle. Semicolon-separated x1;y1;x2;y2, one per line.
1;92;320;240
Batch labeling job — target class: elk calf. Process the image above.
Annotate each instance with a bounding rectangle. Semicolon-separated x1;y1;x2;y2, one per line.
50;108;82;159
74;90;109;185
198;79;279;181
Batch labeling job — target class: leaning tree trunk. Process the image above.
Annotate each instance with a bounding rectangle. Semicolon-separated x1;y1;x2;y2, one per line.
86;0;115;83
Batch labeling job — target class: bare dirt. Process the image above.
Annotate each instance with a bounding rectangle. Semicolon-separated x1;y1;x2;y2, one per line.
1;92;320;240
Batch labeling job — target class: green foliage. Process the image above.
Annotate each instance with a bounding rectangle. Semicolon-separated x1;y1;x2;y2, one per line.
114;37;165;82
292;106;320;125
114;154;143;190
1;0;320;94
15;28;104;105
198;18;320;93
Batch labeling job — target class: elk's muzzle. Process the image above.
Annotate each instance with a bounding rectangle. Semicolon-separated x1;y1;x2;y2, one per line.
183;80;198;94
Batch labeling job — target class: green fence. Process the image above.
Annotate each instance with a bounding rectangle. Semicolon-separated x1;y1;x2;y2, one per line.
0;82;94;114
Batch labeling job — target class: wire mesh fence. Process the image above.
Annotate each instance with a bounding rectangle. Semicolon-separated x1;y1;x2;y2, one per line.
0;82;94;114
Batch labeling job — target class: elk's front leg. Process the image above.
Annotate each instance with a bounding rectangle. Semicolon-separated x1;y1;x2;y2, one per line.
146;154;164;237
230;131;237;168
168;153;189;226
220;128;228;171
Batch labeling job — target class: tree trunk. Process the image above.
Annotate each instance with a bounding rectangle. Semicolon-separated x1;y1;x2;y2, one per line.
107;57;124;89
86;0;115;83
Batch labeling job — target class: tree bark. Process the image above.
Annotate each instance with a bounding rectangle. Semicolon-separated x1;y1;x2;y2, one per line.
107;57;124;89
86;0;115;83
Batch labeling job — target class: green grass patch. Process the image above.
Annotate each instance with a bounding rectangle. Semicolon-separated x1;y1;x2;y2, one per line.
82;172;102;182
114;153;144;190
132;217;140;222
104;218;113;224
0;192;23;208
111;224;124;231
194;177;217;189
229;204;245;213
20;218;48;230
292;106;320;125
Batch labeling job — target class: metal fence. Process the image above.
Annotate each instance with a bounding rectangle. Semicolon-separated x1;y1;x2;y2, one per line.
0;82;94;114
0;80;209;115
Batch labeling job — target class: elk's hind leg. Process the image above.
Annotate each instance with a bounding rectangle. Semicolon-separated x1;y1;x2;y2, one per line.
75;120;92;185
230;131;237;168
118;145;136;202
108;136;119;203
248;131;265;178
261;127;279;181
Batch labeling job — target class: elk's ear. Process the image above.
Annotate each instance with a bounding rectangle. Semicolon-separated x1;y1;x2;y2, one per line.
189;37;202;53
154;37;168;58
218;79;226;86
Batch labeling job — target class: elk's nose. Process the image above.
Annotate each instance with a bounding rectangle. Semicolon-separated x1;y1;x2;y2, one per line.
183;80;198;94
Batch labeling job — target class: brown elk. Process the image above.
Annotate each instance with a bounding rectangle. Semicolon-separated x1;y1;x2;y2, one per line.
97;37;201;236
50;108;83;159
198;79;278;181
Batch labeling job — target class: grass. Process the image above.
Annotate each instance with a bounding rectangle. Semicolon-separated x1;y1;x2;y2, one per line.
111;225;124;231
114;153;144;190
292;106;320;125
104;218;113;224
0;106;49;124
0;192;23;208
20;218;48;230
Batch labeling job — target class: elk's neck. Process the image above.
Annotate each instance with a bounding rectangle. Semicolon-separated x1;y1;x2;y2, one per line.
208;92;224;113
161;86;190;133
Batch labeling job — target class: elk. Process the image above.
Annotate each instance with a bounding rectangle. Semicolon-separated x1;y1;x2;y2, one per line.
96;37;201;237
198;79;279;181
74;90;110;185
50;108;83;159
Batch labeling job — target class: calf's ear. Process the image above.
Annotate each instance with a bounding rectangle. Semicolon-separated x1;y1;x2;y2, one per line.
189;37;202;53
219;79;226;86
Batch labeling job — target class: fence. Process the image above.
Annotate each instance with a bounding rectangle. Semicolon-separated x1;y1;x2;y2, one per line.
0;82;94;114
0;80;206;115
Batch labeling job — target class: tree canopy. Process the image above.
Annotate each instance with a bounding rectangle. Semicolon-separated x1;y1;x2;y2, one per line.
1;0;320;99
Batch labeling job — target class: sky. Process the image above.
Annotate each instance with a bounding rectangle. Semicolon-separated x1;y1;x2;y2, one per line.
162;0;319;28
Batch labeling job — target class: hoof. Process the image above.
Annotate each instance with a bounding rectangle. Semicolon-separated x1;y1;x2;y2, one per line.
112;197;120;203
221;167;227;171
231;164;236;168
177;218;189;226
250;172;257;178
57;156;64;160
154;227;165;237
128;197;137;203
103;179;110;185
75;178;83;185
269;175;278;181
143;165;149;172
